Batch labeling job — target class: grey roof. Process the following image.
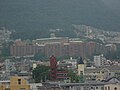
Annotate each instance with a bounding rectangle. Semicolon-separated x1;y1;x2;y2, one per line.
42;82;117;87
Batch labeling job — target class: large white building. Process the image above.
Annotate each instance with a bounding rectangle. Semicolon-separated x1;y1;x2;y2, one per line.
94;54;107;67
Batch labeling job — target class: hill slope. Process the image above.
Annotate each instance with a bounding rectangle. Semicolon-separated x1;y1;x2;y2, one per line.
0;0;120;39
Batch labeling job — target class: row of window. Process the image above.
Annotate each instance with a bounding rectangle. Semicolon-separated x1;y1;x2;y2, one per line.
105;86;117;90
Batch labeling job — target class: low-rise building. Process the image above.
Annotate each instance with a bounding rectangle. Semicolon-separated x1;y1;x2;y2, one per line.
10;76;30;90
0;76;30;90
84;65;120;81
36;82;120;90
104;83;120;90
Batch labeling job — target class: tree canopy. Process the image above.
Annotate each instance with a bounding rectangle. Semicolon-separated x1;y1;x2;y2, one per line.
32;65;50;83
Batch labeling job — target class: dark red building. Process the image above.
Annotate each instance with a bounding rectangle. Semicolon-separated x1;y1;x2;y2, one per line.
50;55;57;80
50;55;69;82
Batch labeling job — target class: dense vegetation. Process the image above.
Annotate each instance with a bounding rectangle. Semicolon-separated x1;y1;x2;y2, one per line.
32;65;50;83
0;0;120;39
68;70;85;83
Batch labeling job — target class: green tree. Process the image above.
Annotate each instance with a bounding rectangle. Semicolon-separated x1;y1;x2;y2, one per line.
1;42;13;58
68;70;85;83
32;65;50;83
79;73;85;83
68;70;79;83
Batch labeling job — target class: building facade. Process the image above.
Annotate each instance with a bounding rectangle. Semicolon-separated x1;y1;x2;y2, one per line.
10;37;105;59
36;81;120;90
0;76;30;90
104;83;120;90
94;54;107;67
50;55;70;82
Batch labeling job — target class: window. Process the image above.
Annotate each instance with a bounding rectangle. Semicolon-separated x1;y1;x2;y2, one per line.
18;79;21;84
80;71;83;75
5;89;10;90
108;86;110;90
114;87;117;90
96;87;98;89
105;87;107;90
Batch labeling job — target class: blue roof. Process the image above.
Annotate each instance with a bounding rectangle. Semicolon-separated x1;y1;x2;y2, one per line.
78;57;84;64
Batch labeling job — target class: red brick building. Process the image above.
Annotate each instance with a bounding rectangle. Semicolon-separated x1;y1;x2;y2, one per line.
10;40;37;57
69;41;85;58
10;38;98;58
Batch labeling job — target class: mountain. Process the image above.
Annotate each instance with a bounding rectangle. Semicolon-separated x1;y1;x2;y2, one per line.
0;0;120;39
102;0;120;12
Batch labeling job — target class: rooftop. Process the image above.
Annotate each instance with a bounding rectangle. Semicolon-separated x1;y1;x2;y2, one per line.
78;57;84;64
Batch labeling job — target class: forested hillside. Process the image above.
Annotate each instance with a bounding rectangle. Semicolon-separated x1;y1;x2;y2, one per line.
0;0;120;39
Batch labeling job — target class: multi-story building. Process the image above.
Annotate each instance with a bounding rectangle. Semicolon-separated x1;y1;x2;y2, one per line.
0;76;30;90
84;65;120;81
10;76;30;90
45;42;62;58
50;55;70;82
10;39;37;57
62;43;70;58
56;65;70;82
86;41;96;57
50;55;57;81
10;37;101;59
85;67;104;81
94;54;107;67
69;41;85;58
